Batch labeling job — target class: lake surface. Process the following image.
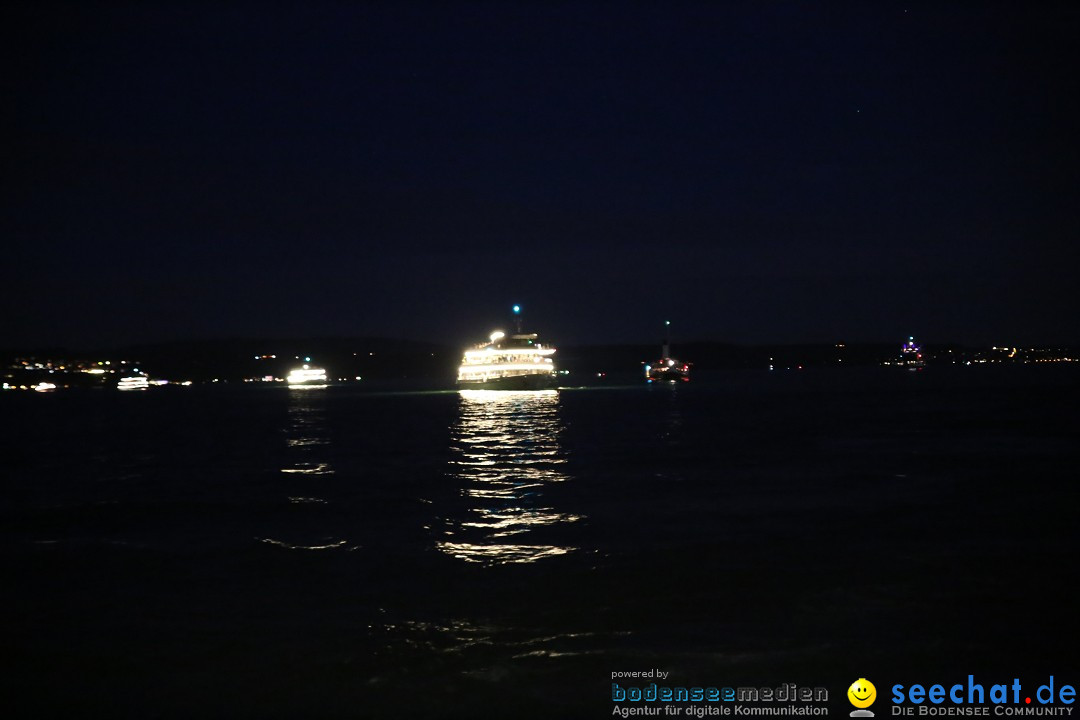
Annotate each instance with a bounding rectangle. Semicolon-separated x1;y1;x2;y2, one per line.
4;367;1078;718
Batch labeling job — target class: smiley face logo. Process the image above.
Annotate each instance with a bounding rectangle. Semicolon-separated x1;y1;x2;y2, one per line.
848;678;877;709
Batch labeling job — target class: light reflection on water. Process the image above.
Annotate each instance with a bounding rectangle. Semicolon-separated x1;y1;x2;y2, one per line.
260;386;351;551
282;386;334;475
439;389;581;564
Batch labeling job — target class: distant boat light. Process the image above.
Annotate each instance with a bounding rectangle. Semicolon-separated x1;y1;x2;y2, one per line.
287;366;328;385
117;376;149;391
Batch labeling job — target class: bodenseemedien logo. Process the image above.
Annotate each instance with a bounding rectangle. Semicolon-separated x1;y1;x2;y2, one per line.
849;678;878;717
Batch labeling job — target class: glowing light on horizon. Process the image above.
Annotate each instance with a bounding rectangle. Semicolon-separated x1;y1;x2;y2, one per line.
117;376;149;391
286;366;328;385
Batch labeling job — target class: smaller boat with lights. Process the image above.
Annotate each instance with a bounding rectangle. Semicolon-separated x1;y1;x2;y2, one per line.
286;364;328;386
457;306;558;390
645;321;690;382
117;375;149;391
900;336;926;371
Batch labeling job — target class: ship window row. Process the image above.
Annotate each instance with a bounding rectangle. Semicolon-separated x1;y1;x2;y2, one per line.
465;354;551;365
459;368;550;380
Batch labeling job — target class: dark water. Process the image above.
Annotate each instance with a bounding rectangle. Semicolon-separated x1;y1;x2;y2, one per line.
4;367;1079;718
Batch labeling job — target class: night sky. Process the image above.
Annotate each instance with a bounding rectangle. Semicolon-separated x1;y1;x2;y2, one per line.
4;1;1078;349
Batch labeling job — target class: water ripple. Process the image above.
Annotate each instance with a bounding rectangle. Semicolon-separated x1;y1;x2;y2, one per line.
439;390;581;565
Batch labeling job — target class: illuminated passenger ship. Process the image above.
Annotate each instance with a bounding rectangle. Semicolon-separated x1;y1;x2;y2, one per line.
901;336;926;371
117;375;149;391
457;306;558;390
286;364;328;386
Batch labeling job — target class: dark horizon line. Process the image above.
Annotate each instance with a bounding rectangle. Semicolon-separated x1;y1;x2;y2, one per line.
3;334;1077;358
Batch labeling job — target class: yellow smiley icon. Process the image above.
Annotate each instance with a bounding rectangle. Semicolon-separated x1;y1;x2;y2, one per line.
848;678;877;709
